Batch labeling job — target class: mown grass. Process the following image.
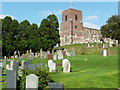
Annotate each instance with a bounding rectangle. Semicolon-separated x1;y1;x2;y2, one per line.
1;44;119;89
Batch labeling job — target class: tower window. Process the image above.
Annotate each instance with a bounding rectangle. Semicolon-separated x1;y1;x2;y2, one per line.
65;15;67;21
75;25;77;28
75;15;77;21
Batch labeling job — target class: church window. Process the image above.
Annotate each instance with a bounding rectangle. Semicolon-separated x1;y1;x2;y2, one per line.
65;15;67;21
75;25;77;28
75;15;77;21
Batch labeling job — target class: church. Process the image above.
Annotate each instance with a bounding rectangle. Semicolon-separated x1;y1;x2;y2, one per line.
60;8;102;46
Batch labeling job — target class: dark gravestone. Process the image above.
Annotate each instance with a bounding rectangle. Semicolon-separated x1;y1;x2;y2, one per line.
28;64;36;72
37;63;42;69
24;60;32;70
48;82;64;90
3;60;6;66
6;70;16;88
0;67;4;76
13;61;19;71
48;54;53;60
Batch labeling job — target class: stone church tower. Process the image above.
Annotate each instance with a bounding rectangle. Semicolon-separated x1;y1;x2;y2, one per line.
60;8;102;46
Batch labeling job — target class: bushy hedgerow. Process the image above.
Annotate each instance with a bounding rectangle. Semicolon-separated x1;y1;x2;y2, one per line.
17;68;54;89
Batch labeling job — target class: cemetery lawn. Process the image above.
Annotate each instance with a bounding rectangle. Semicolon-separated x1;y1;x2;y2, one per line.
1;54;118;88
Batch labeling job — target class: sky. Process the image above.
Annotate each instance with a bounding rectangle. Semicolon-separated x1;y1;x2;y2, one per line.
1;2;118;30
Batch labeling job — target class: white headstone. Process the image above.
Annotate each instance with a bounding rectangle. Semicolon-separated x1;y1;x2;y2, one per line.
48;60;56;72
58;50;63;60
53;54;57;60
103;49;107;56
26;74;38;88
62;59;71;73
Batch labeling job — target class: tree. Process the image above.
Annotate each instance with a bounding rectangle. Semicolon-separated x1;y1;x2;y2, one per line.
101;15;120;42
39;14;60;51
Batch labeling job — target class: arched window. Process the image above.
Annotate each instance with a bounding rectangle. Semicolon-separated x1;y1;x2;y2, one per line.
75;15;77;21
65;15;67;21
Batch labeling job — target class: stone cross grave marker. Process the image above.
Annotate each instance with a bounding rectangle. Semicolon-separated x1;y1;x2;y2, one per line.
6;70;16;88
28;64;36;72
48;82;64;90
26;74;38;88
62;59;71;73
10;60;14;70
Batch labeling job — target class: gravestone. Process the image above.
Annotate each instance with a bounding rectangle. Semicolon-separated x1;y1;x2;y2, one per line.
24;60;32;70
103;49;107;56
49;62;56;72
48;54;53;60
62;59;71;73
0;67;4;76
24;62;30;70
37;63;42;69
6;70;16;88
48;82;64;90
13;61;19;71
21;60;25;67
63;51;66;56
58;51;63;60
3;60;6;66
28;64;36;72
53;54;57;60
48;60;56;72
26;74;38;88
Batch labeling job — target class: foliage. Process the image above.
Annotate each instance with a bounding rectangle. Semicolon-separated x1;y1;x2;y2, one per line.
101;15;120;41
17;68;54;89
2;14;60;57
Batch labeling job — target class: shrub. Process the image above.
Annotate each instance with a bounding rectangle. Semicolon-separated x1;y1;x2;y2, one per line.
17;68;54;89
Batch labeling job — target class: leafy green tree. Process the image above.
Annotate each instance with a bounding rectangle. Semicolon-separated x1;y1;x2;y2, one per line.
101;15;120;42
39;14;60;51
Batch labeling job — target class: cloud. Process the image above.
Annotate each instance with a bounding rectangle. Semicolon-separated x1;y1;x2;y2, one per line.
0;15;15;19
41;10;62;16
83;22;100;30
85;16;98;21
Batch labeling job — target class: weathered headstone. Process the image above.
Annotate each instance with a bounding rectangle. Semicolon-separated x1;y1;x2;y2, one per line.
6;70;17;88
48;82;64;90
13;61;19;71
62;59;71;73
26;74;38;88
28;64;36;72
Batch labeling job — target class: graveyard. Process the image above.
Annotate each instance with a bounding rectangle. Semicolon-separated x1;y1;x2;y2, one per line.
0;43;119;89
